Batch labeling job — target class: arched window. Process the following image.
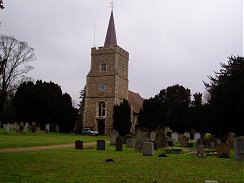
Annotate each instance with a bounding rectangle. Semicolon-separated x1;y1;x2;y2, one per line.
98;101;106;117
100;63;107;72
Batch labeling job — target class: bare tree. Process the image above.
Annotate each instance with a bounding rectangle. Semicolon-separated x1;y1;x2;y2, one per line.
0;35;36;120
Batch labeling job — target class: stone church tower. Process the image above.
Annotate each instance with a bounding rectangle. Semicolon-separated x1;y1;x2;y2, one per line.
83;10;129;135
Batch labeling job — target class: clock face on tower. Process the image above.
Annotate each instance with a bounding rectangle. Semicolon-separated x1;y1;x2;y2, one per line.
98;82;106;92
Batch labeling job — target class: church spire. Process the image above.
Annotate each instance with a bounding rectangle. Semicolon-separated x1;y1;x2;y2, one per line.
104;10;117;47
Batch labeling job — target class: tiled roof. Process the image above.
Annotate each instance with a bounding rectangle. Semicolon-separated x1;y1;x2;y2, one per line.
128;90;144;113
104;10;117;47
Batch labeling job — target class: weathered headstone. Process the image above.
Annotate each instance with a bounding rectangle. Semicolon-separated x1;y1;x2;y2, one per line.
143;142;154;156
32;122;37;133
5;124;10;134
234;136;244;161
216;143;230;158
167;138;175;146
184;131;190;140
23;123;28;134
75;140;83;149
197;145;205;156
126;138;134;148
171;132;178;142
194;132;201;142
155;131;166;148
227;134;235;149
134;139;144;153
116;136;123;151
180;135;189;147
110;130;118;145
55;125;59;133
150;131;156;142
97;140;105;150
45;124;50;133
16;124;20;132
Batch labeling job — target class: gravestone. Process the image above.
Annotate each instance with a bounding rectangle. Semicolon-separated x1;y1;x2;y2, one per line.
234;136;244;161
134;139;144;153
5;124;10;134
210;141;215;149
23;123;28;134
155;131;166;148
126;138;134;148
194;132;201;142
150;131;156;142
16;124;20;132
171;132;178;142
55;125;59;133
97;140;105;150
20;122;24;133
184;131;190;140
151;141;158;150
227;134;235;149
45;124;50;133
32;122;37;133
116;136;123;151
180;135;189;147
110;130;118;145
216;144;230;158
197;145;205;156
167;138;175;146
75;140;83;149
143;142;154;156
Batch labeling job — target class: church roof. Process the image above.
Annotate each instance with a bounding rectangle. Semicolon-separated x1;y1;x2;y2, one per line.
128;91;144;113
104;10;117;47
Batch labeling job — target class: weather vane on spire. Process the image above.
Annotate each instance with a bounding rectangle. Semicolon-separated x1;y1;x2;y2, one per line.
110;0;115;10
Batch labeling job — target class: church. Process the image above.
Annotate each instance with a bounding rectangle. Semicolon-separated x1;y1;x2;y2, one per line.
82;10;143;135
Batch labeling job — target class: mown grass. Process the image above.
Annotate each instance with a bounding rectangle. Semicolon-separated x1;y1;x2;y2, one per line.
0;128;108;148
0;144;243;183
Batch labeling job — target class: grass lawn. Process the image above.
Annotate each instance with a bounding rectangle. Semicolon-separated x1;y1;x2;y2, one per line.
0;128;108;148
0;144;243;183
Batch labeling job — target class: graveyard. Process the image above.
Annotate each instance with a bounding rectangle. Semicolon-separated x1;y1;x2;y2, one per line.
0;128;243;183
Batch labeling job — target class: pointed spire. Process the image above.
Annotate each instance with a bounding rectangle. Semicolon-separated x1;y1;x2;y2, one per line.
104;10;117;47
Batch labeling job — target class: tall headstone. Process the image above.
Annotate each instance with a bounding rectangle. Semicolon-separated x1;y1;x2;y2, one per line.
116;136;123;151
234;136;244;161
5;123;10;134
45;124;50;133
194;132;201;142
143;142;154;156
150;131;156;142
126;138;134;148
97;140;105;150
110;130;118;145
75;140;83;149
155;131;166;148
216;144;230;158
171;132;178;142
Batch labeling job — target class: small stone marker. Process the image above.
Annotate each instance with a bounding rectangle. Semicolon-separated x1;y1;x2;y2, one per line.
234;136;244;161
97;140;105;150
110;130;118;145
216;144;230;158
143;142;154;156
75;140;83;149
116;136;123;151
126;138;134;148
197;145;205;156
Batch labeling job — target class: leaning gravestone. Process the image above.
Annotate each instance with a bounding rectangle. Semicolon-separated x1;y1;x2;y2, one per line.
150;131;156;142
234;136;244;161
116;136;123;151
143;142;154;156
97;140;105;150
216;143;230;158
155;131;166;148
197;145;205;156
75;140;83;149
5;123;10;134
126;138;134;148
110;130;118;145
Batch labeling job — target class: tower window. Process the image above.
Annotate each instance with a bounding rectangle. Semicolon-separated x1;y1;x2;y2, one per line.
100;63;107;72
98;101;106;117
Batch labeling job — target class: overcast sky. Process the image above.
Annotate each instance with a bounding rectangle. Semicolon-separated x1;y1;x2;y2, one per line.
1;0;243;106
